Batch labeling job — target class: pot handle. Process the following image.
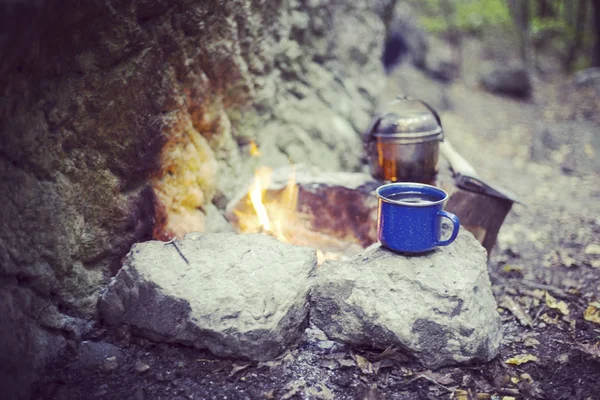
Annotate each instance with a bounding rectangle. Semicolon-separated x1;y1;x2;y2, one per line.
362;115;382;152
435;210;460;247
395;95;443;134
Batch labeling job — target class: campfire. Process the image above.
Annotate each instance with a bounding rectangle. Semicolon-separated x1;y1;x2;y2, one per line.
226;153;377;263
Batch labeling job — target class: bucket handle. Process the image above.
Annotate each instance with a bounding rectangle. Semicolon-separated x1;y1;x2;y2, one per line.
393;95;443;132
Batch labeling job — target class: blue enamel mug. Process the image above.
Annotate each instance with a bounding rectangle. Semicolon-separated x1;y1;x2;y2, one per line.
376;183;460;253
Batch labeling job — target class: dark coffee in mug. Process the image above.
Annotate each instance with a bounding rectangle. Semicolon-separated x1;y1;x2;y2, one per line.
385;191;439;204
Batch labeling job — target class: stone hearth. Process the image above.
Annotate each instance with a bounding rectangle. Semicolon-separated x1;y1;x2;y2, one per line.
99;231;501;367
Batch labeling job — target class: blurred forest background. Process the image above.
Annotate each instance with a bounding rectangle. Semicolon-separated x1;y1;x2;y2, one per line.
406;0;599;72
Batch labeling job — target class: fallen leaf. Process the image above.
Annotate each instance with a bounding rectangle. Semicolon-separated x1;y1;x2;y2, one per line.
228;363;251;377
304;383;334;400
500;296;533;327
520;373;533;382
454;389;469;400
530;289;546;299
375;359;394;370
476;394;491;400
502;397;517;400
545;291;570;316
281;352;296;364
257;360;281;369
338;358;356;368
523;337;540;347
558;251;577;267
505;354;539;365
320;360;337;370
352;354;374;375
576;342;600;360
134;360;150;373
326;352;348;360
510;376;520;384
373;346;400;360
557;353;570;364
540;313;559;325
418;370;455;385
503;265;524;276
584;302;600;324
584;244;600;255
281;379;306;400
542;251;559;268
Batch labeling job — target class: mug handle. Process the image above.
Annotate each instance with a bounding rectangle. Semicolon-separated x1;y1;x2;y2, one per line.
435;210;460;246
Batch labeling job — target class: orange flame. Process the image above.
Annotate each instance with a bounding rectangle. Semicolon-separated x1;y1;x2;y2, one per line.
249;166;273;233
249;140;261;157
234;165;298;243
233;164;357;265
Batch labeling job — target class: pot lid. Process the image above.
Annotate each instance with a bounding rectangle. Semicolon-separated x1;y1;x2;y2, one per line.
375;110;440;134
369;97;443;140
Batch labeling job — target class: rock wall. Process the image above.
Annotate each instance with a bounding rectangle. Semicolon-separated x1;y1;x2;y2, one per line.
0;0;393;397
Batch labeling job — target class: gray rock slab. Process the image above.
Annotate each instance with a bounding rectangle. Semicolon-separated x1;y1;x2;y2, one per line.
99;233;317;361
310;229;502;368
74;341;125;371
573;67;600;88
480;64;532;98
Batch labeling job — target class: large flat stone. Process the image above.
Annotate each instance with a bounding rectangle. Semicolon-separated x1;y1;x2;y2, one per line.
310;229;502;368
99;233;317;361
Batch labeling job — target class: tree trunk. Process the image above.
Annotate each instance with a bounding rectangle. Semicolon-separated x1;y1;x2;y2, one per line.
537;0;555;18
565;0;587;71
593;0;600;66
508;0;533;66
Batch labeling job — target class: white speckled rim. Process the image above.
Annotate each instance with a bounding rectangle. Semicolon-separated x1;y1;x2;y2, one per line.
376;182;448;207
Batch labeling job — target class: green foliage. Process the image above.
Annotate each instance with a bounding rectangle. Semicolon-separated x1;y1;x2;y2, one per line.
531;17;572;40
453;0;512;31
410;0;512;34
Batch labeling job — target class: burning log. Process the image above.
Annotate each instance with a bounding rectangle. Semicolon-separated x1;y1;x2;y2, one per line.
225;165;378;260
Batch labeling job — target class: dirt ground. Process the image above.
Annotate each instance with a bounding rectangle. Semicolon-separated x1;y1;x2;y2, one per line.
33;37;600;400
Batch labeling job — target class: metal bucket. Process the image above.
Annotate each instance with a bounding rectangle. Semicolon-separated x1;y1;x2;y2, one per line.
364;97;443;183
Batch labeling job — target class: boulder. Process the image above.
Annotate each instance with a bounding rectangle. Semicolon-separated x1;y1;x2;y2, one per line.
480;64;532;98
99;233;316;361
73;341;125;371
310;229;502;368
572;67;600;88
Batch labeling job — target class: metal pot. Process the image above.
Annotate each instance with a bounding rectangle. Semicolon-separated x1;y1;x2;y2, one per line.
364;97;443;183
